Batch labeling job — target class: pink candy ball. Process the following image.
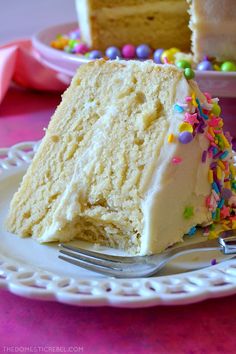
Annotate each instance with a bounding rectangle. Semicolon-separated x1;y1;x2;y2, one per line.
74;43;89;54
122;44;136;59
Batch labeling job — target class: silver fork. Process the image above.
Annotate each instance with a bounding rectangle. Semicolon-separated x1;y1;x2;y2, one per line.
58;231;236;278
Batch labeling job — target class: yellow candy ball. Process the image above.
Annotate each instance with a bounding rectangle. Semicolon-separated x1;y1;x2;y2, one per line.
179;122;193;133
161;48;180;64
211;103;221;117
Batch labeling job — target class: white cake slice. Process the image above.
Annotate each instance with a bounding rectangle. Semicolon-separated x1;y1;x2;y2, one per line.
6;60;236;255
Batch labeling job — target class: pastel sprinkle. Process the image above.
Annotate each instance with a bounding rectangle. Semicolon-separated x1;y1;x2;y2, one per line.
185;96;192;102
212;181;220;194
196;98;208;120
219;151;229;160
211;258;217;266
217;160;225;170
168;133;174;143
184;112;199;125
222;135;230;148
217;198;225;209
183;206;194;219
174;104;184;113
188;226;197;236
191;93;198;107
172;156;182;164
216;166;222;180
202;150;207;163
208;169;213;183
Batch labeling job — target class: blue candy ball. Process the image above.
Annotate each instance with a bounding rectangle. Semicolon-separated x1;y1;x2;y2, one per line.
89;50;103;59
105;46;121;60
136;44;151;60
178;131;193;144
153;48;164;64
197;60;213;71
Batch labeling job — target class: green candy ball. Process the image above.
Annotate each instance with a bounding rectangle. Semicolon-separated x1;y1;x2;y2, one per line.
175;60;191;69
184;68;195;80
211;102;221;117
221;61;236;72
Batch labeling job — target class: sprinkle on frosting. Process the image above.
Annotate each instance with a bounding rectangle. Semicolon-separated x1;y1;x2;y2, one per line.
168;134;174;143
172;157;182;164
172;89;236;238
211;258;217;265
183;206;194;219
188;226;197;236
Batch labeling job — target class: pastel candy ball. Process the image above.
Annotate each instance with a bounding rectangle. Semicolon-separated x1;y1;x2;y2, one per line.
161;47;180;63
211;102;221;116
69;29;80;40
197;60;213;71
64;45;72;53
68;39;78;48
179;122;193;133
175;60;191;69
136;44;151;59
178;131;193;144
184;68;195;80
153;48;164;64
122;44;136;59
74;43;89;54
88;50;103;59
221;61;236;72
105;46;121;59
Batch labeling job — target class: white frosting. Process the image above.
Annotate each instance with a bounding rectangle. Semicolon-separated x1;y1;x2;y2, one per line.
75;0;92;46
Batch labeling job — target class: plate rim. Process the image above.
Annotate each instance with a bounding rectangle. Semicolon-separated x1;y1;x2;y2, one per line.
1;140;236;308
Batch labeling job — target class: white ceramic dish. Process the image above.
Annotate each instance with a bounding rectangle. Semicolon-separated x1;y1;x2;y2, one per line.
32;22;236;98
1;141;236;307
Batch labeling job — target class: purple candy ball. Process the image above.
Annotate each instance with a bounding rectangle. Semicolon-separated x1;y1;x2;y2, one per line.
122;44;136;59
69;29;80;40
153;48;164;64
197;60;213;71
88;50;103;59
178;131;193;144
105;46;121;60
136;44;151;59
221;188;233;200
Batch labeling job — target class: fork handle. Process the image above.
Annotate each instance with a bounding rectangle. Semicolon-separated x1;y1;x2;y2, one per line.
158;230;236;261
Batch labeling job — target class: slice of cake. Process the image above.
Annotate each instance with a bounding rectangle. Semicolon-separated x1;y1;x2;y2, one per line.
75;0;191;51
188;0;236;62
6;60;236;255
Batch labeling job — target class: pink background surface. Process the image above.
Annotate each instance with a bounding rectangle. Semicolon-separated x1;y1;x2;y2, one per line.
0;85;236;353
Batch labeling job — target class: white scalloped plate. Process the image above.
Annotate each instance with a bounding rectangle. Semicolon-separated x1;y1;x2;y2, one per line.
1;141;236;307
32;22;236;97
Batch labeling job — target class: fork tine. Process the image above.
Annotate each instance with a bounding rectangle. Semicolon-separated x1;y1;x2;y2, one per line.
58;255;126;278
59;243;138;263
59;249;123;270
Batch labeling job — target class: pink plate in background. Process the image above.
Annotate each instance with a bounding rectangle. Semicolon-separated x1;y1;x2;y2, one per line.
32;22;236;97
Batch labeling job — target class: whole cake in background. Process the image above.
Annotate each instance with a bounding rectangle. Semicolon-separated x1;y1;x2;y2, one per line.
6;60;236;255
75;0;236;62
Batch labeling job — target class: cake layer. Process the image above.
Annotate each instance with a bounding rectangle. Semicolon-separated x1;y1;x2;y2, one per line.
76;0;191;51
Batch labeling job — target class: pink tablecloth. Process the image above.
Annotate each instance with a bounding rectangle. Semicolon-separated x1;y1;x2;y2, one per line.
1;87;236;354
